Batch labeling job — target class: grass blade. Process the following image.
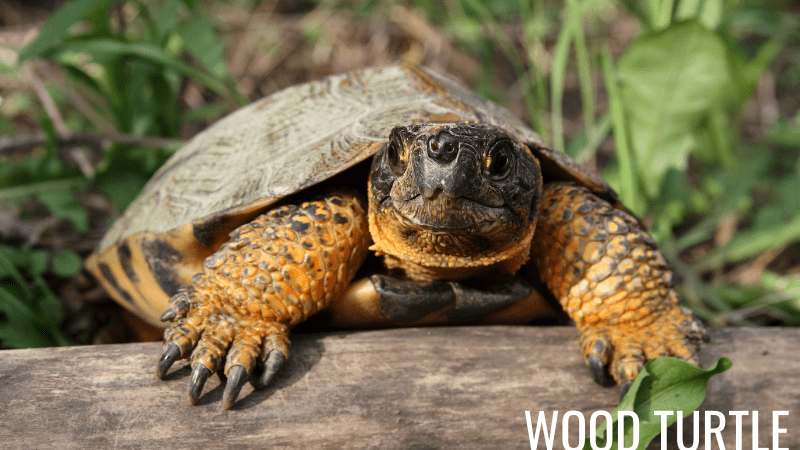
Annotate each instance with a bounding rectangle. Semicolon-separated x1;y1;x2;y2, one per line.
601;46;642;214
18;0;114;60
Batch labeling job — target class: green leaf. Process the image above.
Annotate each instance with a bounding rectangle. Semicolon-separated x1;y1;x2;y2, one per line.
97;174;149;212
18;0;115;60
650;168;689;241
691;159;800;271
50;250;83;277
0;245;32;292
176;17;230;79
0;286;55;348
602;47;644;214
0;245;72;348
36;190;89;233
674;147;769;251
588;357;732;449
155;0;182;41
52;39;240;104
676;0;723;29
0;177;87;202
616;21;731;199
549;0;576;153
696;213;800;271
28;250;50;278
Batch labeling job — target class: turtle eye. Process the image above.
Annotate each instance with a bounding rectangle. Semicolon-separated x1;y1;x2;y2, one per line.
386;136;406;175
485;141;513;178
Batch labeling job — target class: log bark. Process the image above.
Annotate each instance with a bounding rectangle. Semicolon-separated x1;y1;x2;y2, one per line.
0;326;797;449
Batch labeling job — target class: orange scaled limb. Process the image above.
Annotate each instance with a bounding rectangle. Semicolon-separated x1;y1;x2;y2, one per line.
155;190;370;409
532;183;706;389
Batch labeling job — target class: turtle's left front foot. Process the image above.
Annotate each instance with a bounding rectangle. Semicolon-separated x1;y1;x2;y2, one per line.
579;306;706;392
532;182;708;392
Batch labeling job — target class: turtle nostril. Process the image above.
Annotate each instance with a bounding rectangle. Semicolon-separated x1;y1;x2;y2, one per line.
428;135;459;164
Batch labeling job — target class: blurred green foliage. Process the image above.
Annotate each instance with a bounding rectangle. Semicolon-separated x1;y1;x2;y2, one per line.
1;0;241;348
0;244;74;347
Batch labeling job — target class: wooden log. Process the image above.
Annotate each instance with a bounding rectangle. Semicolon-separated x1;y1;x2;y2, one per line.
0;327;797;448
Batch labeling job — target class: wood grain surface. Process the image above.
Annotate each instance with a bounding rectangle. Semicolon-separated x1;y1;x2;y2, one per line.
0;326;798;449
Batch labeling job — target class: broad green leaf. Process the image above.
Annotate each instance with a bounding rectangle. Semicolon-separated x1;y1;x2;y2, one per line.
622;358;731;448
36;190;89;233
18;0;115;60
616;21;731;199
155;0;182;41
51;250;83;277
698;0;723;29
28;250;50;278
176;17;230;79
588;357;732;449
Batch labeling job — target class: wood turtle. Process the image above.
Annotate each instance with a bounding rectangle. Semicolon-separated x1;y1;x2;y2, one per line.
86;64;706;409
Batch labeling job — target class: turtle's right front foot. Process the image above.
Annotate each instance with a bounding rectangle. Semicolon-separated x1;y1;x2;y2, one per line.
154;290;290;410
153;192;369;409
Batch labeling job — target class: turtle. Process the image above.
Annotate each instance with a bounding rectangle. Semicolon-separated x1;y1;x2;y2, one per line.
86;64;706;410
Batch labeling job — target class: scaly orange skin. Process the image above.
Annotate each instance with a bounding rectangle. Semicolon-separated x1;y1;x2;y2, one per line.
161;191;370;379
532;183;703;384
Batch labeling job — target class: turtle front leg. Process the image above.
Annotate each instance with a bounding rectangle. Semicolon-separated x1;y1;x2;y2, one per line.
155;190;370;409
532;183;706;392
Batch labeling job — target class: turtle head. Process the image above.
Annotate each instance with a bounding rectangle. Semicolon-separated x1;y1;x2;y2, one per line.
368;123;543;271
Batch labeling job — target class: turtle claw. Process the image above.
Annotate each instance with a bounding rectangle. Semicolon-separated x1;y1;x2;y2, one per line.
587;354;612;387
160;292;191;322
158;306;292;408
583;335;614;387
160;301;188;321
188;364;212;405
222;365;249;410
254;351;287;389
155;343;181;380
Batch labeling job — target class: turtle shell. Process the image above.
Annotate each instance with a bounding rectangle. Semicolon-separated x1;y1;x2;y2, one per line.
87;63;619;327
